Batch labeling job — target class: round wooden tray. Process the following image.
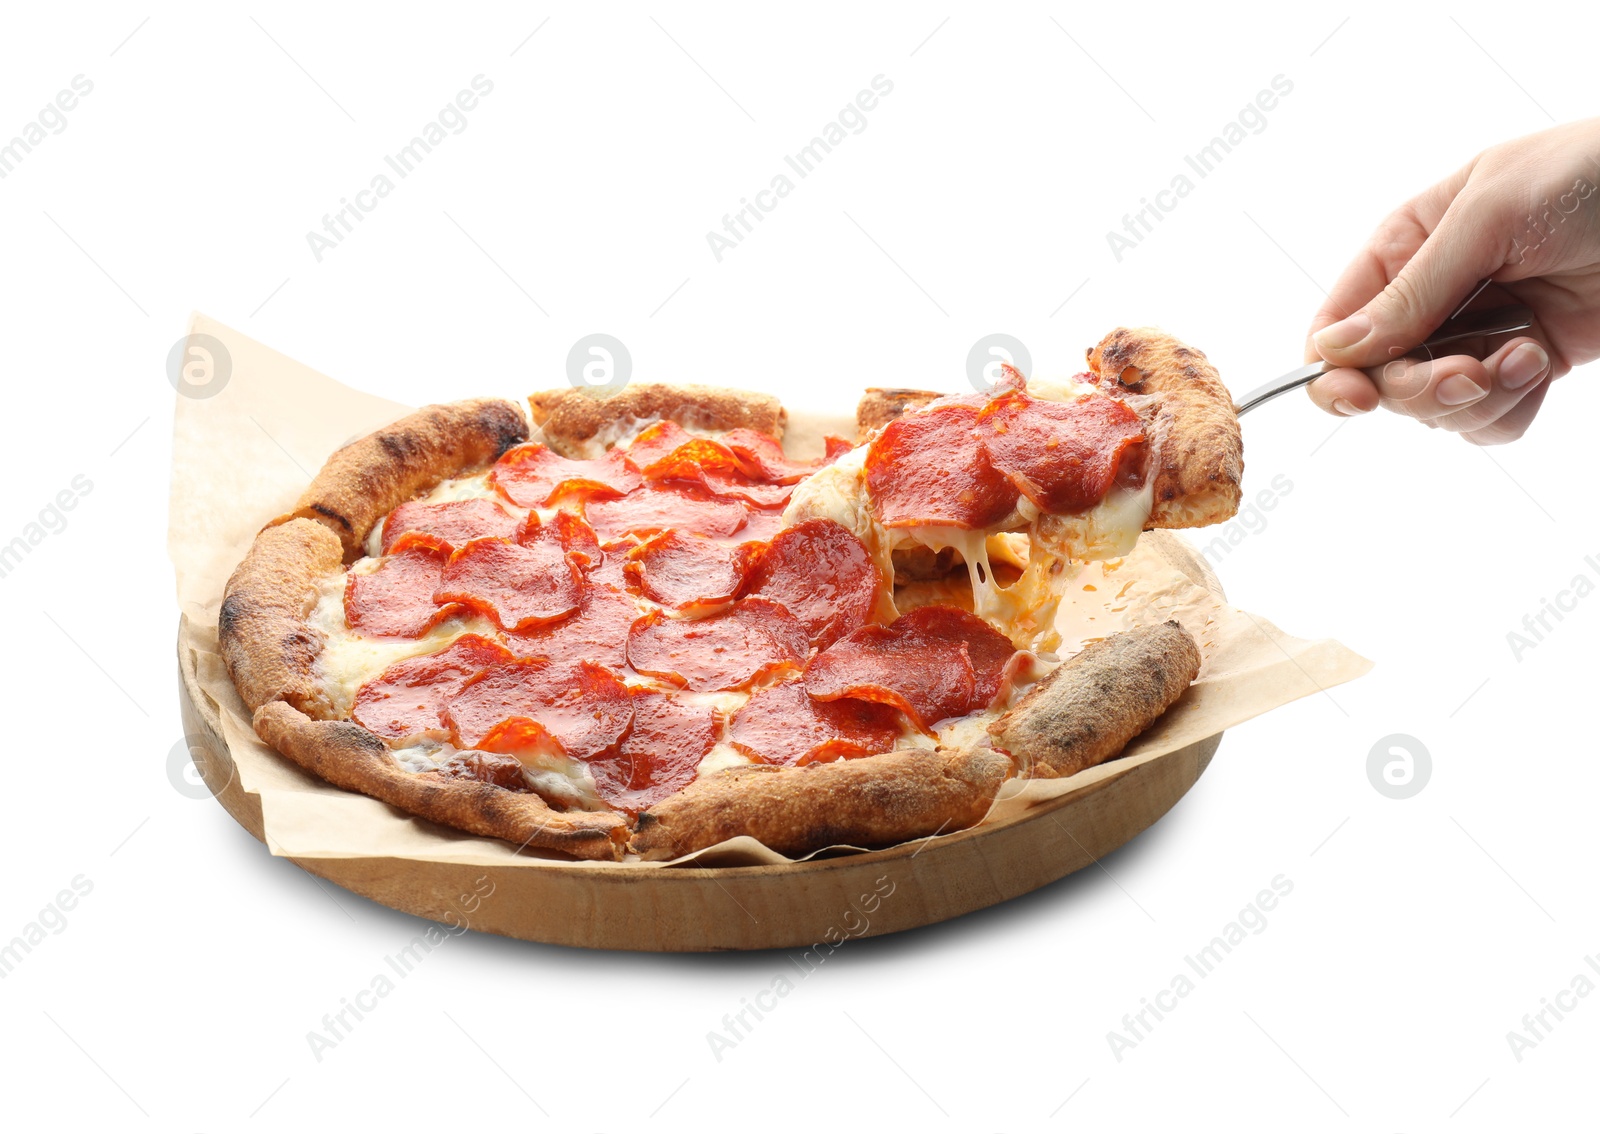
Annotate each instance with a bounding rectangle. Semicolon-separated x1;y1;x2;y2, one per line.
179;643;1220;954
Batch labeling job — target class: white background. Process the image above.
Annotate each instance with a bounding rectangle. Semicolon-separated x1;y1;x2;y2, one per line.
1;2;1595;1130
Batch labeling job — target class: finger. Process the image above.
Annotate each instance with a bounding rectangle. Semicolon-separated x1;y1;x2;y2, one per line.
1365;352;1494;421
1462;374;1551;446
1303;216;1427;360
1305;368;1380;416
1312;180;1504;370
1434;337;1553;435
1302;164;1474;361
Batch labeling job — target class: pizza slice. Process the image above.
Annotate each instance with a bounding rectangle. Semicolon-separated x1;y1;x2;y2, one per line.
790;326;1241;649
218;327;1234;863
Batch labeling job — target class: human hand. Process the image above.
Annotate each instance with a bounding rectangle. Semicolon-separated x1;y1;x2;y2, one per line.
1304;118;1600;444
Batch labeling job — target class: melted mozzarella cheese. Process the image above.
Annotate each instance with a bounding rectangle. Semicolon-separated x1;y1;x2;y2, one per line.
697;742;754;776
1024;374;1103;403
782;445;874;542
567;416;729;460
420;470;501;504
309;567;498;716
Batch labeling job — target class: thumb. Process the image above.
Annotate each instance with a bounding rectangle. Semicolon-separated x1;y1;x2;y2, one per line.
1312;208;1502;369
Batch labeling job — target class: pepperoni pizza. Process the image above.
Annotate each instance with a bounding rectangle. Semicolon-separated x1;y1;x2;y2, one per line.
220;328;1240;862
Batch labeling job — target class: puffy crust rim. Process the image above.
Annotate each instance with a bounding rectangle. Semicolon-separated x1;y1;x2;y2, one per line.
284;397;529;559
631;744;1013;861
219;517;344;716
254;701;629;861
989;620;1202;779
529;383;786;458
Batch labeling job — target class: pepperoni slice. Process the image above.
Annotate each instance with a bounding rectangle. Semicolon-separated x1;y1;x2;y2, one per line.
345;546;461;638
445;658;632;759
718;428;824;484
627;597;807;692
703;471;795;507
520;509;602;571
735;506;789;545
380;498;521;555
583;484;749;543
434;537;581;631
352;634;513;739
975;390;1145;513
588;545;633;591
503;583;639;670
622;422;715;474
489;443;641;507
728;679;904;767
588;691;721;812
629;422;830;488
632;432;746;483
658;463;797;507
864;402;1019;528
890;605;1019;709
804;604;1021;728
742;519;883;649
991;362;1029;395
624;530;753;609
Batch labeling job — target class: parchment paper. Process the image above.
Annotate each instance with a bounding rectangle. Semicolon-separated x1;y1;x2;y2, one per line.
170;315;1371;869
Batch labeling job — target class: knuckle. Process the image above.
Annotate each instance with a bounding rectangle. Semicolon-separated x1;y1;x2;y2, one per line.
1378;272;1425;321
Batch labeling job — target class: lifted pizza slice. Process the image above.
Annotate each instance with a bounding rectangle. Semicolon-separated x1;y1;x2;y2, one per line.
787;327;1241;648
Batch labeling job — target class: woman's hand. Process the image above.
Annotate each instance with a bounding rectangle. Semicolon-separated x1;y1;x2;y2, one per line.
1305;118;1600;445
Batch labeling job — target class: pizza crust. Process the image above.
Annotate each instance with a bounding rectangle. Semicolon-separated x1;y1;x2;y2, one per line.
989;620;1201;779
1087;328;1243;529
283;398;528;558
219;518;344;716
530;383;786;458
254;701;630;861
856;388;943;442
630;744;1012;861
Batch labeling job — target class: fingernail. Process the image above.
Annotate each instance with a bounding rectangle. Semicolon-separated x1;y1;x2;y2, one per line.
1332;398;1368;416
1499;342;1549;390
1313;313;1373;353
1437;374;1488;406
